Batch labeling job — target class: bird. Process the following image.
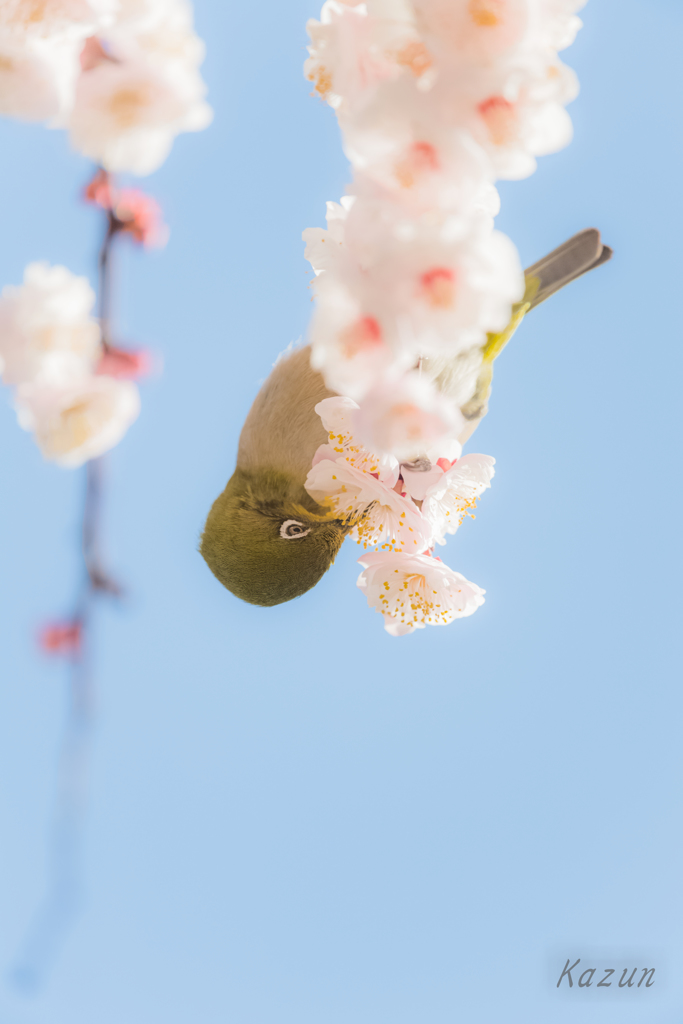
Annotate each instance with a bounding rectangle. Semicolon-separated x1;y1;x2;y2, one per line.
201;228;612;607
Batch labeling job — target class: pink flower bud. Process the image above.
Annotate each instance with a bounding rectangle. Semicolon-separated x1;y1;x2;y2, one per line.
96;346;153;380
83;168;114;210
39;622;82;656
114;189;169;249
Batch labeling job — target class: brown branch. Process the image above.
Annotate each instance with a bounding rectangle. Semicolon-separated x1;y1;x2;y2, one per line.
82;457;122;596
11;168;125;992
96;170;126;353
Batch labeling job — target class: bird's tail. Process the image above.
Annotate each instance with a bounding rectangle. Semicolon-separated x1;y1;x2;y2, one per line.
523;227;613;310
455;228;612;429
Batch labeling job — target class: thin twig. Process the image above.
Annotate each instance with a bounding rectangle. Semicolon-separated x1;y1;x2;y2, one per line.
97;171;124;353
10;471;99;992
83;457;121;596
10;172;123;992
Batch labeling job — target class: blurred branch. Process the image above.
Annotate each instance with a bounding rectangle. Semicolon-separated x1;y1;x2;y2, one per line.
10;174;124;993
97;171;121;353
10;622;94;992
83;457;121;597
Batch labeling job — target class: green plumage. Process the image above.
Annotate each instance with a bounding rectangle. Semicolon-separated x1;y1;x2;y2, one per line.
201;468;347;607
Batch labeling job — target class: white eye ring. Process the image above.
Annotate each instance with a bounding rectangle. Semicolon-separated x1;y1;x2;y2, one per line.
280;519;311;540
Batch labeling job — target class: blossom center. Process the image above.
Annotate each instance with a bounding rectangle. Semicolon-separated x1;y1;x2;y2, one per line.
34;325;62;351
468;0;502;27
394;41;432;77
340;315;383;359
108;85;154;128
395;141;440;189
52;401;93;453
477;95;517;146
420;267;456;308
25;1;48;26
384;572;449;625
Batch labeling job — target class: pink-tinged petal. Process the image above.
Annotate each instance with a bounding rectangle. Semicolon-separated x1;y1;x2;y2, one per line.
313;394;399;486
419;266;457;309
83;167;114;209
80;36;112;72
478;96;519;147
311;443;339;467
355;371;464;461
401;464;446;502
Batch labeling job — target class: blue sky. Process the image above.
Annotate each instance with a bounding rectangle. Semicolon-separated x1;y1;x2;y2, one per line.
0;1;682;1022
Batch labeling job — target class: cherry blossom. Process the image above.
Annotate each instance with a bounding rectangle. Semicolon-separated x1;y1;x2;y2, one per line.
422;452;495;543
69;56;211;175
65;0;212;174
357;550;486;633
313;396;400;484
305;0;423;115
0;262;100;387
0;0;213;179
447;55;579;180
412;0;529;65
344;99;497;215
15;374;141;467
83;171;169;248
305;457;432;551
0;0;115;45
107;0;206;71
352;370;464;460
308;278;405;400
0;36;81;121
114;189;169;247
305;188;524;386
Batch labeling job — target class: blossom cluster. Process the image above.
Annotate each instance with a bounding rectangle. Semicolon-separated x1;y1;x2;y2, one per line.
0;0;211;175
306;397;493;635
0;3;211;467
0;261;140;467
303;0;584;454
302;0;584;634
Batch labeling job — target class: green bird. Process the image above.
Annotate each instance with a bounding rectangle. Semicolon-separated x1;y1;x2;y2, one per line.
201;228;612;607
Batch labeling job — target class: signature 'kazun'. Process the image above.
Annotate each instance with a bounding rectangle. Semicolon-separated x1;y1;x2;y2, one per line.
557;958;655;989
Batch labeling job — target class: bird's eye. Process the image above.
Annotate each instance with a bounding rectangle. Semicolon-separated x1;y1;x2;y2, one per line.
280;519;311;540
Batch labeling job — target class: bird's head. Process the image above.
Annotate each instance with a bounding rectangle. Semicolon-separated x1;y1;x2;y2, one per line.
200;468;348;606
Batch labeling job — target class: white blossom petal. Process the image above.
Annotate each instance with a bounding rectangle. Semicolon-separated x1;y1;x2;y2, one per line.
422;452;495;544
68;55;212;175
0;262;100;386
15;374;141;467
353;370;464;460
314;395;399;484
